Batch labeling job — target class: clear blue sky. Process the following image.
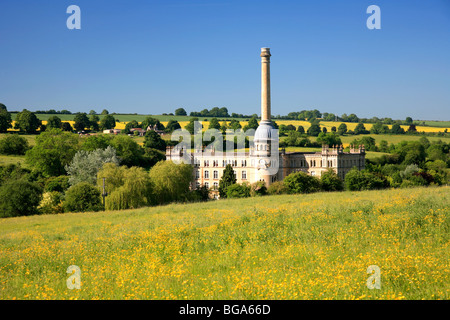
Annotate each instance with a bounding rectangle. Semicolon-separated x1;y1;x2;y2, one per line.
1;0;449;120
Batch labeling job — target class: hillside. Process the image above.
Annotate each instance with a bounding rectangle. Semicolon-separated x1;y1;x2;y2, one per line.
0;186;448;300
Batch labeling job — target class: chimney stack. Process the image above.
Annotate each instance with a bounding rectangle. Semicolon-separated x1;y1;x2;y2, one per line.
261;48;271;123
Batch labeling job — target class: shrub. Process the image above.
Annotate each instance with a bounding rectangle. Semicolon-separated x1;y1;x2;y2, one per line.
226;183;251;198
0;134;30;155
320;169;344;191
63;182;103;213
344;168;389;191
0;179;43;218
44;175;70;192
38;191;64;214
284;171;320;194
250;181;267;197
267;181;288;195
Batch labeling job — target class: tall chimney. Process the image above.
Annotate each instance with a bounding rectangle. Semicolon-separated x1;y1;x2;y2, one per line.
260;47;271;123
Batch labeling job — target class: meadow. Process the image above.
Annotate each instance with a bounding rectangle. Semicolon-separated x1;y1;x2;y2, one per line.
0;186;448;300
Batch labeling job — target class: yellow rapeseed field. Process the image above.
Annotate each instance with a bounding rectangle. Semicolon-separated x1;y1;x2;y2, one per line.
0;186;448;300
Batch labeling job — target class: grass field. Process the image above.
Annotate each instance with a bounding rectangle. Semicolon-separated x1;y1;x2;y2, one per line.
0;186;448;300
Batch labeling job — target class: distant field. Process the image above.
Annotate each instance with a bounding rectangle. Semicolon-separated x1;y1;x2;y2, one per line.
0;186;448;300
0;155;26;167
414;120;450;128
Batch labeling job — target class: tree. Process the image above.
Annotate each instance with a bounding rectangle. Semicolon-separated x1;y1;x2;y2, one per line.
297;125;305;134
316;132;342;146
165;120;181;133
81;134;112;151
250;181;267;197
243;117;259;131
284;171;320;194
229;119;242;131
208;117;221;130
149;160;193;204
219;164;236;198
185;117;202;135
89;110;97;115
101;109;109;115
46;116;62;129
337;123;348;135
226;183;251;198
144;130;166;151
141;116;163;130
391;123;405;134
405;117;413;125
0;134;30;155
267;181;288;195
73;112;90;131
63;182;103;213
110;135;144;167
89;114;100;131
98;164;154;210
344;168;388;191
354;122;368;134
61;122;73;132
175;108;187;116
99;114;116;130
0;107;12;133
320;169;344;191
306;122;321;137
65;146;120;186
370;121;384;134
14;109;41;133
25;129;80;177
0;179;43;218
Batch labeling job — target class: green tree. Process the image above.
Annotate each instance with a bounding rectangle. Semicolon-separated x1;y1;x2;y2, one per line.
61;122;73;132
218;164;236;198
316;132;342;146
250;181;267;197
46;116;62;129
26;129;80;177
208;117;221;130
0;107;13;133
73;112;90;131
267;181;288;195
284;171;320;194
89;114;100;131
98;164;154;210
110;135;144;167
101;109;109;115
229;119;242;131
144;130;166;151
0;134;30;155
165;120;181;133
14;109;41;133
63;182;103;213
391;123;405;134
149;160;193;204
337;123;348;135
185;117;202;135
297;125;305;134
306;122;321;137
354;122;368;134
320;169;344;191
0;179;43;217
344;168;388;191
100;114;116;130
405;117;413;125
175;108;187;116
226;182;251;198
243;117;259;131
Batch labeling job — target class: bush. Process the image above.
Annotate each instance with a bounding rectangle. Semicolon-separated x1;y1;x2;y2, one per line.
63;182;103;213
267;181;288;195
0;179;43;218
38;191;64;214
250;181;267;197
226;183;251;198
284;171;320;194
0;134;30;155
344;168;389;191
320;169;344;191
44;175;70;192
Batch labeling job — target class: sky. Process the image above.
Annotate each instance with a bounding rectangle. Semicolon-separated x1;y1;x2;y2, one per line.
0;0;449;120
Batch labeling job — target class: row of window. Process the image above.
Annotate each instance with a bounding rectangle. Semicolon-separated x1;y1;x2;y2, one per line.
288;158;363;168
197;170;247;180
197;159;248;167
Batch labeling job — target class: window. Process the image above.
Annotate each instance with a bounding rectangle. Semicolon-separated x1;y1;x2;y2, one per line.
204;170;209;179
242;171;247;180
213;182;218;190
311;171;316;176
242;160;247;167
213;170;218;179
204;182;209;189
195;170;200;179
196;182;200;189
